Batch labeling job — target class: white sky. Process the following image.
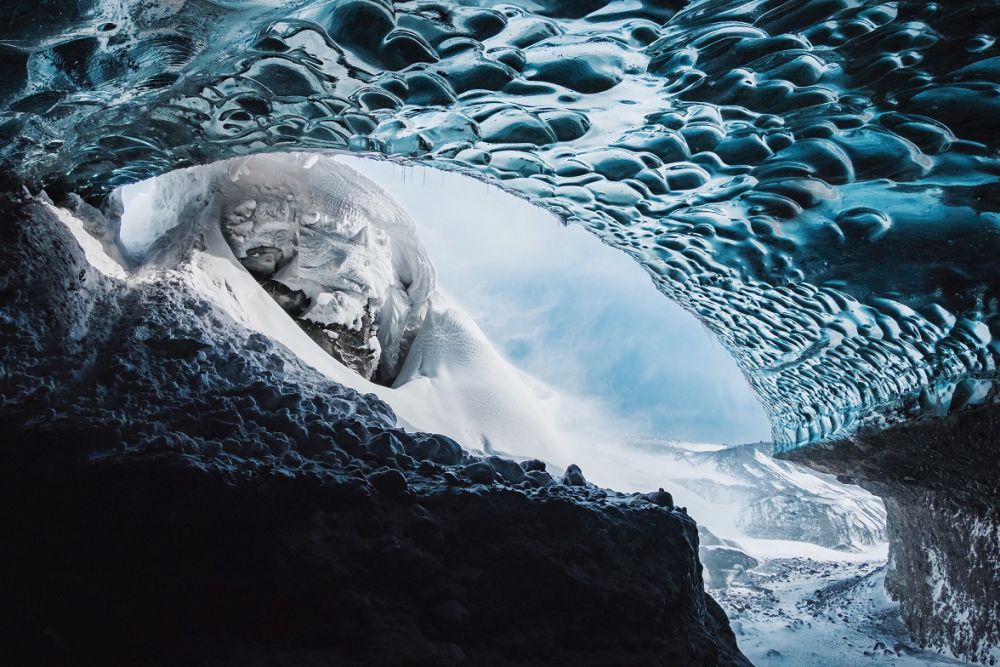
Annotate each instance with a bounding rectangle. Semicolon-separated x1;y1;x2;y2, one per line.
340;155;771;444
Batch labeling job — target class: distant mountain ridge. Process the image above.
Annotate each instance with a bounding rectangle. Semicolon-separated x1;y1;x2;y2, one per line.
624;439;887;552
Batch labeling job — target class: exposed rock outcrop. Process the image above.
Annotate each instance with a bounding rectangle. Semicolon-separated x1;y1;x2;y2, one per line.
783;407;1000;663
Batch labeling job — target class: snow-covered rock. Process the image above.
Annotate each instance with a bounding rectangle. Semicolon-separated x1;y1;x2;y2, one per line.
119;153;435;383
785;417;1000;665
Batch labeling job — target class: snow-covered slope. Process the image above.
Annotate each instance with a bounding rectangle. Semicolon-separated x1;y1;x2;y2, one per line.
686;441;886;550
715;559;971;667
572;438;887;556
119;153;574;465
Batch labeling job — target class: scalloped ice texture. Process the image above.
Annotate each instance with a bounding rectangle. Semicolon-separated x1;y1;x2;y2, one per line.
1;0;998;448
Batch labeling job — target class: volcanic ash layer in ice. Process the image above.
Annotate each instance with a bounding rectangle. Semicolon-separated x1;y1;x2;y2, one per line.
0;186;749;665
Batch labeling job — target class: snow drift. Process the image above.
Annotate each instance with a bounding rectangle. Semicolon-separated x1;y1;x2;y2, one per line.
117;152;573;465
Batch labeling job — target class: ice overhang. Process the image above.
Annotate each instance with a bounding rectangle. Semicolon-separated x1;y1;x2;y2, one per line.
1;0;998;447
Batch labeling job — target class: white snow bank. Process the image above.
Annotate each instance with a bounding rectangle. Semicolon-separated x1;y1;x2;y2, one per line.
193;218;572;464
391;296;571;462
50;203;128;280
115;153;575;465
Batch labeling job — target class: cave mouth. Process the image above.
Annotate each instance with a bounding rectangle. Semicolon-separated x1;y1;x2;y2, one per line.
103;152;909;665
3;0;999;660
111;151;891;555
112;150;771;461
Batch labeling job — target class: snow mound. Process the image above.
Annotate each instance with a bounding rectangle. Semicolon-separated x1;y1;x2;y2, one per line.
118;154;572;465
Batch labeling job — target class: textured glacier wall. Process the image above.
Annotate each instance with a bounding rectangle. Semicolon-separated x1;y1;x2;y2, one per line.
1;0;998;446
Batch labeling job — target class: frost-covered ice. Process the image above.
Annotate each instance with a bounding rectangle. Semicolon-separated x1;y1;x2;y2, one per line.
120;153;435;382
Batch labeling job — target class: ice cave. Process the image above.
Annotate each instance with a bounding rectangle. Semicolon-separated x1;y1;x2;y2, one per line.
1;1;998;665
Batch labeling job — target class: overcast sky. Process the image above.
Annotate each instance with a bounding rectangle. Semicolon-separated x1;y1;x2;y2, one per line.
340;156;771;444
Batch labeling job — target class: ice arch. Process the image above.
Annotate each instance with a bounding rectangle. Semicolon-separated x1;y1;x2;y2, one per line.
3;0;998;449
339;155;771;445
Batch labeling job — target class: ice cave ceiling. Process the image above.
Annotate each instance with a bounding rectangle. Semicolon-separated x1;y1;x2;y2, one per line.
1;0;998;446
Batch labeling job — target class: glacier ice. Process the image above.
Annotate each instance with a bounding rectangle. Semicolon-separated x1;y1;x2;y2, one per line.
2;0;998;447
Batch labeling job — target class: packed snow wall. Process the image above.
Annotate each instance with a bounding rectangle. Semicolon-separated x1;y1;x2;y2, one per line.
2;0;998;448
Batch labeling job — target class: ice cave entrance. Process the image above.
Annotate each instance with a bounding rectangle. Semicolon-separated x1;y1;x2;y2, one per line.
114;153;888;559
116;152;769;457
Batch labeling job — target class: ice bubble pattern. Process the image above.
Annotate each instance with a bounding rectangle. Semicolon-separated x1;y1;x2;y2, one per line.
1;0;998;447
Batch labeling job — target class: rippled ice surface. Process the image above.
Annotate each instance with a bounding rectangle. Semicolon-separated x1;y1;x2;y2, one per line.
2;0;998;447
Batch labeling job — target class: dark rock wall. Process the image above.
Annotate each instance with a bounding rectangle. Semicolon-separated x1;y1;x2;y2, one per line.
883;493;999;663
2;456;748;666
0;193;749;666
783;405;1000;663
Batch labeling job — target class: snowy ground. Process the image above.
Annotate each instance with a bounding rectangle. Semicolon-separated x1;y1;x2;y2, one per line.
714;560;971;666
